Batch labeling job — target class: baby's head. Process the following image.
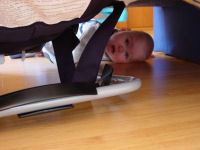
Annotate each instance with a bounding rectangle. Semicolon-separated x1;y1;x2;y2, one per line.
105;30;154;63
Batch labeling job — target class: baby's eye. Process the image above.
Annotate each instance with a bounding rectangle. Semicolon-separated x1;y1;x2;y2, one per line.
125;52;129;59
125;39;129;46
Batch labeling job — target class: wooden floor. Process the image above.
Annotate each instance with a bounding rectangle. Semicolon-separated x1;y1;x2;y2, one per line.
0;54;200;150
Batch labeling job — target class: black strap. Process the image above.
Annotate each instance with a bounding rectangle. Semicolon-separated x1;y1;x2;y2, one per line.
98;64;113;86
53;1;125;83
73;1;125;82
52;26;79;83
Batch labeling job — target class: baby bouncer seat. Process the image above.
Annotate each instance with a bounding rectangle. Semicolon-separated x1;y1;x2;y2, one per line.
0;0;141;118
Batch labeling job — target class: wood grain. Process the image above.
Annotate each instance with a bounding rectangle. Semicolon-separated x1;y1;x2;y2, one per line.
127;7;153;28
0;54;200;150
116;7;153;29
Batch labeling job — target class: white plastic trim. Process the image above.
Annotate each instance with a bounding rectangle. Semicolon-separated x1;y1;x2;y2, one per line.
0;75;141;117
0;55;5;64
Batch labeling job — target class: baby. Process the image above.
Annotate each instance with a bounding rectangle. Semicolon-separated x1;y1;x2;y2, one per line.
74;21;154;63
105;30;154;63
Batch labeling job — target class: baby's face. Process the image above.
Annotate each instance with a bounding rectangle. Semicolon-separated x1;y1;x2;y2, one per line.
105;31;150;63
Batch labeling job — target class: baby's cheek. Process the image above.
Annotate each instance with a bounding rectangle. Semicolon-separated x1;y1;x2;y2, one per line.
113;55;127;63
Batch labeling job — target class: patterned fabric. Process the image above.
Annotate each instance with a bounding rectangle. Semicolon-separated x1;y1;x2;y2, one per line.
0;0;135;28
0;0;90;27
184;0;200;8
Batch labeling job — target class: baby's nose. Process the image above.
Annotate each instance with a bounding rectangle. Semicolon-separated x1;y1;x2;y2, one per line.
117;45;124;53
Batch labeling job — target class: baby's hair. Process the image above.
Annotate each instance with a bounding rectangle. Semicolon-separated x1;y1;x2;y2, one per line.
132;31;154;60
142;32;154;59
